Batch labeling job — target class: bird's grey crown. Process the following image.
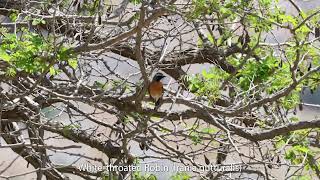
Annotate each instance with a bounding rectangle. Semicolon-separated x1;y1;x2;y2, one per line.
152;72;165;81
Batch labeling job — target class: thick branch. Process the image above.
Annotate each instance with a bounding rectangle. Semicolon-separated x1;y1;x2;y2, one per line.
231;119;320;141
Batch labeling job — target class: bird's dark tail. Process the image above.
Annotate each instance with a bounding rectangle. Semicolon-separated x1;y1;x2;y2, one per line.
154;99;160;110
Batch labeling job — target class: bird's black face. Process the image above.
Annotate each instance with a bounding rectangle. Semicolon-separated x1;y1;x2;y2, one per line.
153;72;165;81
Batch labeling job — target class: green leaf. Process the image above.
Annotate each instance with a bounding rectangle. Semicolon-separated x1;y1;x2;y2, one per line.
279;14;297;26
130;0;142;4
201;127;216;134
32;18;45;26
5;67;16;77
9;11;18;22
207;33;215;43
275;138;285;149
171;172;191;180
0;49;11;62
259;0;272;6
68;59;78;69
49;67;56;76
189;132;202;145
133;171;158;180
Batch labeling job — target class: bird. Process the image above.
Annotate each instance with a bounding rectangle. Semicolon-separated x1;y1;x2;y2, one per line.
148;72;165;109
104;140;122;159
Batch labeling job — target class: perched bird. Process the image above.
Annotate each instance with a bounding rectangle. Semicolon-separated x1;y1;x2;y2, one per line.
104;140;122;159
148;72;165;109
216;142;229;164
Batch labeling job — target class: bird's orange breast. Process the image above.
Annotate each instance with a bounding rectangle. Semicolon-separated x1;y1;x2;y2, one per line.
148;81;163;100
